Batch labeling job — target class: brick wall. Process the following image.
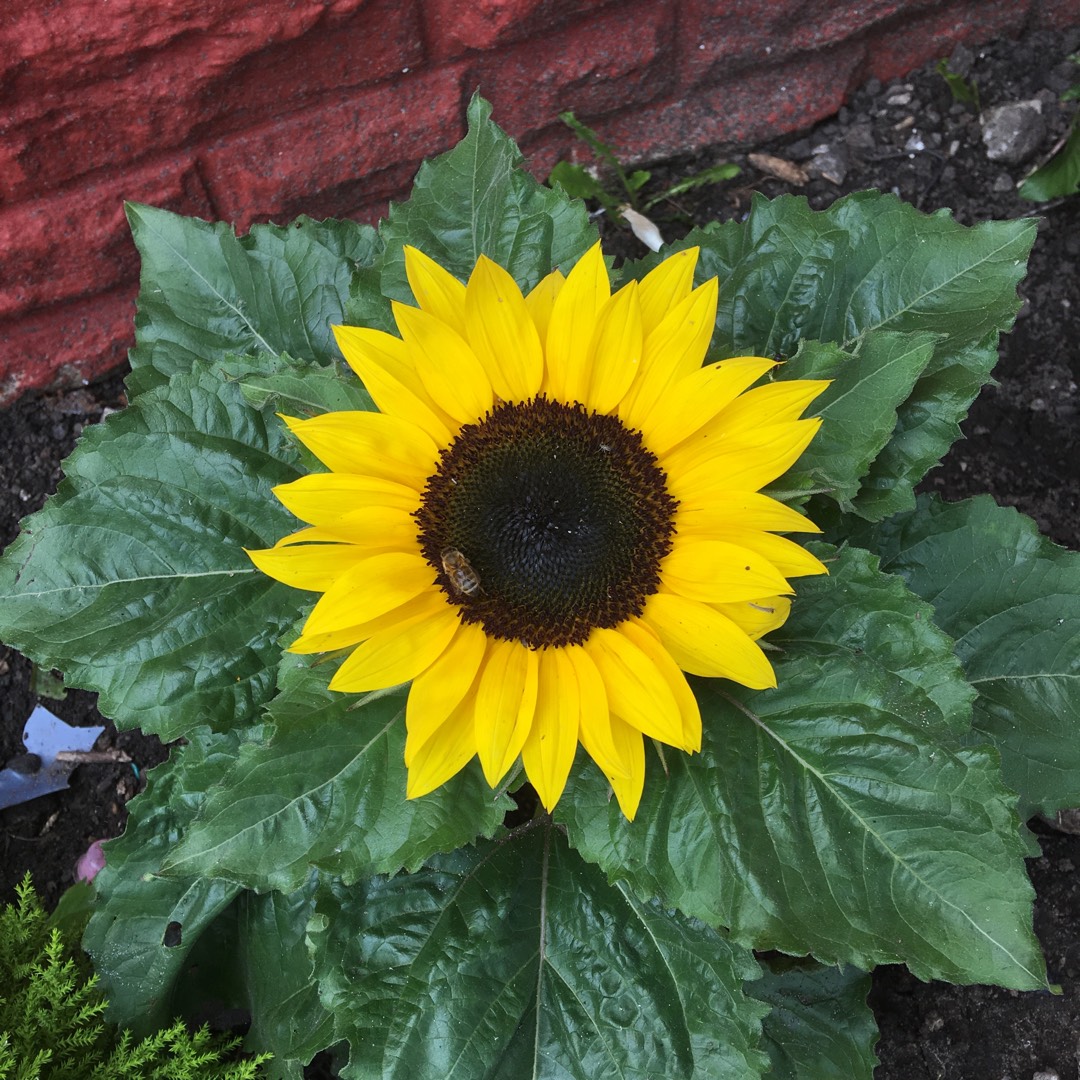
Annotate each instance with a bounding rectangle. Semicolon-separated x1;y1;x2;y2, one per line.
1;0;1074;405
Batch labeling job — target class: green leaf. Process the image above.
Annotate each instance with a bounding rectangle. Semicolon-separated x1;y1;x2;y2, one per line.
82;728;249;1034
309;822;769;1079
751;959;878;1080
850;494;1080;817
560;546;1046;989
776;332;938;514
235;881;336;1078
548;161;607;203
350;94;597;332
161;651;510;892
0;362;302;739
643;163;741;210
631;192;1034;507
126;205;378;397
212;351;374;416
1019;120;1080;201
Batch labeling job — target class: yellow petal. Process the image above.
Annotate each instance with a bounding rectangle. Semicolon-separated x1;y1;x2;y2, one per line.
406;694;477;799
403;245;468;338
714;595;792;641
273;509;419;558
578;281;643;414
618;278;719;429
666;419;822;499
405;621;488;766
465;255;544;403
644;591;777;688
674;492;821;536
282;411;438;489
272;473;420;527
521;648;581;812
661;539;792;603
637;246;699;335
524;269;565;345
564;644;630;780
583;627;688;749
392;302;494;425
332;324;454;445
289;589;445;655
605;714;646;821
245;539;367;593
701;529;829;578
303;551;434;637
315;506;419;556
473;639;539;786
622;618;701;753
710;378;830;435
543;243;610;403
636;356;777;456
329;604;460;692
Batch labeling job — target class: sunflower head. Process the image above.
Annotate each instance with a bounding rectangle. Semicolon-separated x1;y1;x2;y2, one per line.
248;242;828;820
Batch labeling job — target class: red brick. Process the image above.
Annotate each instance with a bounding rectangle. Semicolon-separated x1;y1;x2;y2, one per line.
474;0;676;143
0;286;136;408
423;0;612;57
0;0;366;95
676;0;941;90
862;0;1029;83
0;159;212;320
0;0;416;201
595;42;864;165
520;124;580;183
199;67;466;230
1032;0;1080;30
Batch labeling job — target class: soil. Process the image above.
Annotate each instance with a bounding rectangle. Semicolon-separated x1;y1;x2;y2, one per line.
2;24;1080;1079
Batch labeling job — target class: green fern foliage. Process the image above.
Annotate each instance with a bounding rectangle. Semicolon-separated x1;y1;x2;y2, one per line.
0;875;270;1080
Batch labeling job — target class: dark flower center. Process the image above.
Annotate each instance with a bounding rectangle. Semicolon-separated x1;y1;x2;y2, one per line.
414;396;677;648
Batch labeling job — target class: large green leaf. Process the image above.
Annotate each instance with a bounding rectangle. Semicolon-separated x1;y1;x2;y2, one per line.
161;652;510;891
751;959;878;1080
213;351;374;417
235;881;337;1079
347;93;597;332
630;192;1034;516
774;331;938;514
850;494;1080;817
309;822;769;1079
82;729;249;1034
0;363;302;739
559;547;1045;989
696;191;1033;358
126;205;378;396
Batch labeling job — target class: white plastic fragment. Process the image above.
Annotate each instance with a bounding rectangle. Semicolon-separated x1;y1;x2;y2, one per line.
0;705;104;810
619;205;665;252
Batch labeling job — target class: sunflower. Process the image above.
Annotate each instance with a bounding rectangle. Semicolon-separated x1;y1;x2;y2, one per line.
248;242;828;820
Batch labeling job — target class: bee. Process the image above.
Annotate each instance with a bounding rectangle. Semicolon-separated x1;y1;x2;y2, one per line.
441;548;481;597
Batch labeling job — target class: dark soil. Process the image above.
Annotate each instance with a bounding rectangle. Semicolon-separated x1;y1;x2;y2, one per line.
2;24;1080;1079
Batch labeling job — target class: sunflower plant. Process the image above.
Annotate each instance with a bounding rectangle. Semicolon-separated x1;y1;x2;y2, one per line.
2;94;1079;1078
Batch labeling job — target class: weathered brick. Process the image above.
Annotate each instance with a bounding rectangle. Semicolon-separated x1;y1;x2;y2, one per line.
863;0;1029;83
0;286;136;408
1033;0;1080;29
676;0;941;90
423;0;612;57
596;42;864;165
0;0;415;201
0;159;212;320
520;123;580;183
475;0;676;142
199;67;466;229
0;0;366;94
